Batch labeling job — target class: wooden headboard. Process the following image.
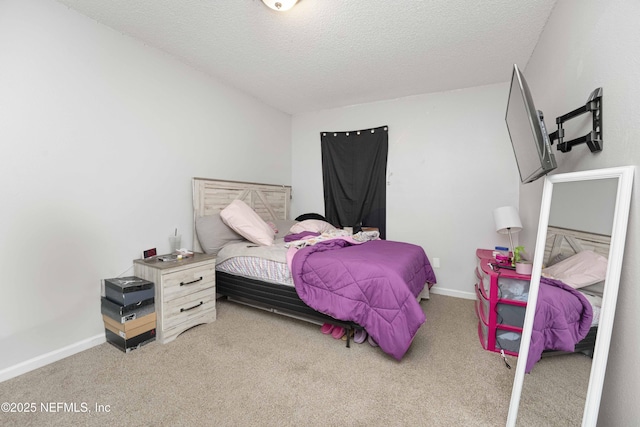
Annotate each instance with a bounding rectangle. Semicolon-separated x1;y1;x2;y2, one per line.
191;178;292;252
544;226;611;267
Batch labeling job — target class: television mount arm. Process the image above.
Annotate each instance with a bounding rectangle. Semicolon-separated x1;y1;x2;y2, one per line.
548;88;603;153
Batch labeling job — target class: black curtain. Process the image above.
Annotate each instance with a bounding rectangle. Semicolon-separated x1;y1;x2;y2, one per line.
321;126;388;239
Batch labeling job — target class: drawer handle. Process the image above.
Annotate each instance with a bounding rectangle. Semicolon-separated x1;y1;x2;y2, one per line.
180;276;203;286
180;301;203;312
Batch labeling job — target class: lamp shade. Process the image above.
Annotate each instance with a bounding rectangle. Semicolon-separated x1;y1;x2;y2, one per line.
262;0;298;11
493;206;523;234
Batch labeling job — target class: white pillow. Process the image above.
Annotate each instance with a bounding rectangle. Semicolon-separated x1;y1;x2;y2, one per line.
542;250;608;289
272;219;299;237
220;200;275;246
289;219;336;234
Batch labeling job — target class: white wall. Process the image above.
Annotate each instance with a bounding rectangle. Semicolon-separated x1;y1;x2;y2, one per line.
0;0;291;376
520;1;640;424
548;178;617;235
292;84;520;298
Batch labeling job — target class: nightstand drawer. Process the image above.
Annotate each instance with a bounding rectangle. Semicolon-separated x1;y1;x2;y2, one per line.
162;287;216;331
162;264;215;301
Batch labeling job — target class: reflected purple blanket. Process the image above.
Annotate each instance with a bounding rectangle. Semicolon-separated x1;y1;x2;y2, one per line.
291;239;436;360
526;277;593;373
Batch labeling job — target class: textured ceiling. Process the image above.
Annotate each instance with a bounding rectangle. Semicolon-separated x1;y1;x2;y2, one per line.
55;0;557;114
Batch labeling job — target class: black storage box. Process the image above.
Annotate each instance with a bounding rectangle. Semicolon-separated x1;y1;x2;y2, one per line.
105;328;156;353
101;296;154;323
105;276;154;306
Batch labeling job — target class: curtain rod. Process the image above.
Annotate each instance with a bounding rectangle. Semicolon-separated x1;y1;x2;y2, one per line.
321;126;388;137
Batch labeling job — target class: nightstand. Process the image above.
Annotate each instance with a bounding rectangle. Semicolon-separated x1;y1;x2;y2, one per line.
474;249;531;356
134;253;216;344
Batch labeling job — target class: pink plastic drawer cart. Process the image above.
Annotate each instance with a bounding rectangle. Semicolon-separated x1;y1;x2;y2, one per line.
474;249;531;356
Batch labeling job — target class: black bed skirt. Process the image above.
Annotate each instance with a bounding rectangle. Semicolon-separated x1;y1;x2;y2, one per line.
542;325;598;358
215;271;361;331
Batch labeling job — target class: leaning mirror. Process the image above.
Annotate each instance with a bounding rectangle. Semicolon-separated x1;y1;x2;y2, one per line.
507;166;634;427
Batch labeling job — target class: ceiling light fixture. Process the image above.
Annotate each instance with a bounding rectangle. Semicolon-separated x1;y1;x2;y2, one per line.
261;0;298;12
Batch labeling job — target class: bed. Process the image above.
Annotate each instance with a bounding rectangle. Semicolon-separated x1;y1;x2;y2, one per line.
191;178;437;360
526;226;609;372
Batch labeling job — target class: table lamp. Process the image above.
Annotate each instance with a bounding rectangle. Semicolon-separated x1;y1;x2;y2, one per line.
493;206;523;262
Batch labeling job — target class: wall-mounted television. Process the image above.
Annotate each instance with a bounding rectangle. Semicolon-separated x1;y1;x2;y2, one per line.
505;64;557;183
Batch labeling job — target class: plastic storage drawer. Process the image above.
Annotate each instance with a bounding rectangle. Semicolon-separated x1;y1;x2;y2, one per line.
496;303;526;327
495;329;521;353
495;277;530;302
478;270;530;302
476;265;490;296
475;284;489;323
478;321;489;350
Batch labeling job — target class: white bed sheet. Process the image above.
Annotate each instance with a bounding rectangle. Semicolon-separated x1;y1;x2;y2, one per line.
580;290;602;327
216;238;293;286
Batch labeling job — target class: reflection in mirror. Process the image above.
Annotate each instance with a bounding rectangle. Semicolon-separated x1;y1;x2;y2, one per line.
518;179;615;425
507;166;634;427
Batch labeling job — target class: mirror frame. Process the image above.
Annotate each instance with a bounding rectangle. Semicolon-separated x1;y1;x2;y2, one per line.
507;166;635;427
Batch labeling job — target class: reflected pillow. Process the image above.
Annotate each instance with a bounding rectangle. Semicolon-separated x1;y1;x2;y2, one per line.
272;219;299;237
289;219;336;234
547;252;570;267
220;199;275;246
580;281;605;296
195;214;245;256
541;250;608;289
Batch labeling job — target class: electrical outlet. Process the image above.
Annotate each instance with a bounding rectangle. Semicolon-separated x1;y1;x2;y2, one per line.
432;257;440;268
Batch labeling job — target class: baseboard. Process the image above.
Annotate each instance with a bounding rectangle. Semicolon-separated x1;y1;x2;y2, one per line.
0;333;106;383
430;286;475;300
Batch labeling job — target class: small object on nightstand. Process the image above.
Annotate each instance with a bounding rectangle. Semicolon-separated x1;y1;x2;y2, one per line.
143;248;157;259
157;254;180;262
494;246;512;267
169;230;181;253
156;251;194;262
516;261;533;275
493;246;510;258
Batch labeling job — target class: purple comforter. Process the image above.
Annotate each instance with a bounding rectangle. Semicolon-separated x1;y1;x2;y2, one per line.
526;277;593;373
290;239;436;360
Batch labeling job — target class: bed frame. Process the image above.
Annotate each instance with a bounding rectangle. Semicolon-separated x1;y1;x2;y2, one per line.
543;226;611;265
192;177;361;346
540;226;610;358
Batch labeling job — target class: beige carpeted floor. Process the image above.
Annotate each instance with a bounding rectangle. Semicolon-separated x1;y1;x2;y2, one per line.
0;295;590;426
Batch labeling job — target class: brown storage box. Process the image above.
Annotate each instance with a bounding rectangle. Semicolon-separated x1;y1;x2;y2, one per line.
103;312;156;340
